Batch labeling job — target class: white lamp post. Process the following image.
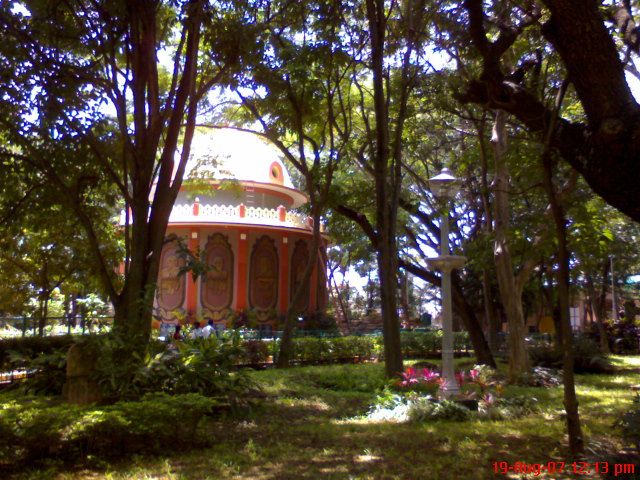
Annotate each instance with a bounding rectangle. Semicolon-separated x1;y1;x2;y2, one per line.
428;168;466;399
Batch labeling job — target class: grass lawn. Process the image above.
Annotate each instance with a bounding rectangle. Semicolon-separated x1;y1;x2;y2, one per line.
5;356;640;480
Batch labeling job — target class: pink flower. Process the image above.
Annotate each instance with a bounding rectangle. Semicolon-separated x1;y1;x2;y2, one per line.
455;371;466;385
400;367;419;387
422;368;440;383
469;369;480;381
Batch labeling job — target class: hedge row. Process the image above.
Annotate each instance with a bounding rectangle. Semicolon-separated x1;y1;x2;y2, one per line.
241;331;472;365
400;331;472;358
0;330;472;371
0;335;75;370
0;393;223;467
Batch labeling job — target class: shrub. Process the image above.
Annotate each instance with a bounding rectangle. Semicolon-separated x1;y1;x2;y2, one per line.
400;330;442;357
0;335;75;370
0;393;224;467
588;321;640;354
242;339;270;364
572;337;615;373
18;348;68;395
330;336;376;361
303;364;386;392
526;366;562;388
172;336;253;401
399;330;471;358
366;390;411;421
529;336;614;374
280;336;379;364
407;398;471;422
528;343;562;368
617;393;640;452
478;395;539;420
87;332;256;403
611;322;640;354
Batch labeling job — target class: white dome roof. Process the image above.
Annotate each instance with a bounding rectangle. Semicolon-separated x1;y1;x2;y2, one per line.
183;128;296;189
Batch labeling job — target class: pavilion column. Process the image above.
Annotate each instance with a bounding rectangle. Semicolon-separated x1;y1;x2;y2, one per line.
186;229;199;318
236;232;248;311
279;235;289;316
309;252;318;312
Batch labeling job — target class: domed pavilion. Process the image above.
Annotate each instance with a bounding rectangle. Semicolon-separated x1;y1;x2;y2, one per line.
153;128;328;333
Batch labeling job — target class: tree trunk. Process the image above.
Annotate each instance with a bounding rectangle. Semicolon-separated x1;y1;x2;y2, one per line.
542;151;584;456
482;269;499;354
452;275;497;368
624;299;637;324
277;210;321;368
490;110;530;381
365;0;403;378
399;271;411;325
586;271;610;354
41;294;49;336
331;273;351;333
377;235;403;377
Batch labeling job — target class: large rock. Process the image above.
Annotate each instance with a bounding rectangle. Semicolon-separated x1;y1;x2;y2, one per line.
64;343;102;404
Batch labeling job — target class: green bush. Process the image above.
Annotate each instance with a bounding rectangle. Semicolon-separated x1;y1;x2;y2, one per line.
399;330;471;358
572;336;615;373
331;336;377;360
0;335;75;370
478;396;540;420
242;339;270;364
529;336;614;374
172;336;252;400
19;348;68;395
303;364;386;392
526;366;562;388
283;336;378;364
89;333;255;402
617;393;640;452
400;331;440;357
293;337;333;363
407;398;471;422
233;331;468;365
0;393;223;466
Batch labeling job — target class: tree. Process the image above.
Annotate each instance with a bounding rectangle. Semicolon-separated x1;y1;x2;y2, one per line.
0;0;247;352
0;147;119;331
209;0;357;366
449;0;640;222
489;110;531;380
212;0;432;376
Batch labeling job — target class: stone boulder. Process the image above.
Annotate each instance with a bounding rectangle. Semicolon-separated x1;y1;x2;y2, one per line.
64;343;102;405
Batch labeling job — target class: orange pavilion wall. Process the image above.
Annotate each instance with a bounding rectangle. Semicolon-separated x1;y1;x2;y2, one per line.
154;224;325;329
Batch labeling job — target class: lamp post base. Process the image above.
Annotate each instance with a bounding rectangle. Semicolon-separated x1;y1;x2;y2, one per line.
440;382;460;399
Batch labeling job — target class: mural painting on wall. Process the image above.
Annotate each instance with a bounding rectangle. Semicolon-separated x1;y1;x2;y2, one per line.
157;240;186;311
202;233;234;311
250;235;278;310
290;240;309;312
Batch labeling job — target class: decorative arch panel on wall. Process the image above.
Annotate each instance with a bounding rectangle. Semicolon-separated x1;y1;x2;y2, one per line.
157;240;186;311
249;235;278;310
290;239;310;312
201;233;234;311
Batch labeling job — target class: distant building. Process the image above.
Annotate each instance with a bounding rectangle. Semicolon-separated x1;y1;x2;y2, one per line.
149;128;328;333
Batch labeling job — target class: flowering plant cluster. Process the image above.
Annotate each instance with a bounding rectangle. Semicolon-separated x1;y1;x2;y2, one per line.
397;364;503;401
399;367;442;388
372;365;535;422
